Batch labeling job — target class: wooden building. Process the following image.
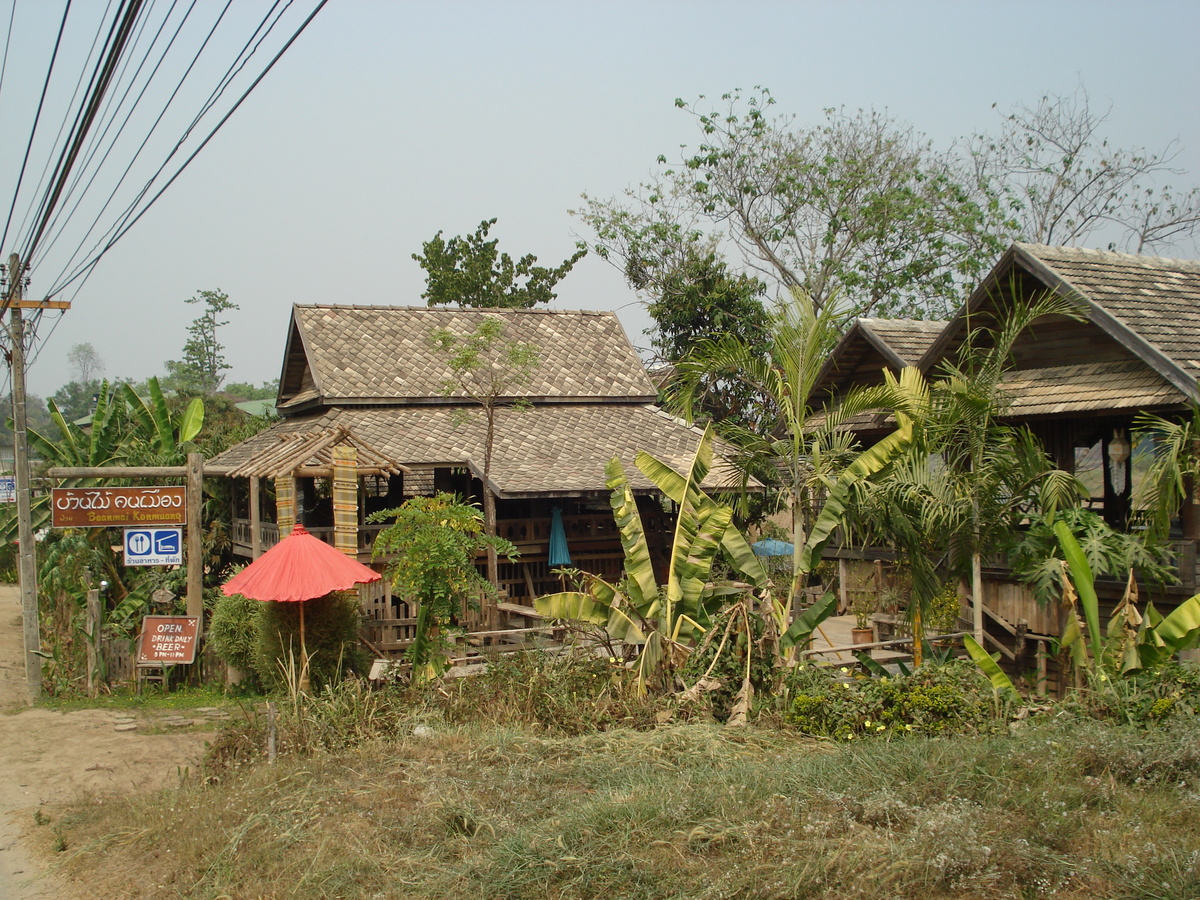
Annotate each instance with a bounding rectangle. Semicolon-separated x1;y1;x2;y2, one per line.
206;305;743;653
820;243;1200;690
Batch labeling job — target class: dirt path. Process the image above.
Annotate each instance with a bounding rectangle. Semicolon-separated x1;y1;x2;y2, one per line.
0;585;216;899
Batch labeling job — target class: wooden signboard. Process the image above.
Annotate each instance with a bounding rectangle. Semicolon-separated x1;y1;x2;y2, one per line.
51;486;186;528
137;616;200;665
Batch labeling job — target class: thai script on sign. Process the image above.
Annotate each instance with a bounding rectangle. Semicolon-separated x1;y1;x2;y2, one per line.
51;486;187;528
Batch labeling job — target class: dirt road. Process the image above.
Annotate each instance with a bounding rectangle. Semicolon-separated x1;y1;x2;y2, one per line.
0;585;215;899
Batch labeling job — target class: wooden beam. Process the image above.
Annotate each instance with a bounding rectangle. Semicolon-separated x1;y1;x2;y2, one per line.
44;465;189;478
9;299;70;309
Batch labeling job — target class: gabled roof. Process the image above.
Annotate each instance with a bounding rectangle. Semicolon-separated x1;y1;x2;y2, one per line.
209;404;747;497
919;243;1200;406
277;305;657;412
810;317;945;404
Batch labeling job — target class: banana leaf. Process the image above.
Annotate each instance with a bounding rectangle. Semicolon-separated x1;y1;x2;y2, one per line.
1054;521;1103;662
963;635;1019;701
782;590;837;650
605;457;659;612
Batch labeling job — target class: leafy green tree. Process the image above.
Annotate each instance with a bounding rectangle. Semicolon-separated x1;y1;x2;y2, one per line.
164;289;238;394
431;316;539;585
578;89;1003;320
49;380;100;422
414;218;585;308
222;379;279;401
371;493;516;681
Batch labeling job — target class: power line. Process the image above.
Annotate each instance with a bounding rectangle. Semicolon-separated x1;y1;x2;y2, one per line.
44;0;328;301
0;0;19;110
0;0;72;259
18;0;147;268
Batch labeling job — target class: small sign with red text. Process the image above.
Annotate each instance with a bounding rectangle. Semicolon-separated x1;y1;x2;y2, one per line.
137;616;200;665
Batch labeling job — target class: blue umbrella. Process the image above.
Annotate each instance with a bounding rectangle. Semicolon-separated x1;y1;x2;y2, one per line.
549;506;572;566
751;538;795;557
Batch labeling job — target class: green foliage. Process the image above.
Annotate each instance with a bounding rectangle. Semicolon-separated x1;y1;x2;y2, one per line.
784;660;1009;740
414;217;585;308
678;600;775;722
1007;507;1176;607
434;651;659;734
431;316;540;405
254;591;367;693
536;427;776;694
371;493;516;680
1055;522;1200;684
209;590;263;677
578;88;1004;320
163;289;238;394
50;379;102;422
1134;405;1200;543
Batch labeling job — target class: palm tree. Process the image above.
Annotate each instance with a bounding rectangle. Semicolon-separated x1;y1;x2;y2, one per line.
912;292;1085;642
669;289;873;609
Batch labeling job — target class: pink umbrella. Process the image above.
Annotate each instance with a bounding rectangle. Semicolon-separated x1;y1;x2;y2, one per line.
223;524;381;689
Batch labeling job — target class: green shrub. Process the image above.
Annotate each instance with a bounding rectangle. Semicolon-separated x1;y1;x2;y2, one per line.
208;591;263;687
433;650;660;734
784;659;1008;739
678;603;775;721
254;591;368;692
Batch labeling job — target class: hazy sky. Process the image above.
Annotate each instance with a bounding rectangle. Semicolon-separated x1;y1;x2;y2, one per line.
3;0;1198;399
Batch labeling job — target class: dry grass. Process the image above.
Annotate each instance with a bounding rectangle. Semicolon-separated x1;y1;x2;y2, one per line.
30;711;1200;900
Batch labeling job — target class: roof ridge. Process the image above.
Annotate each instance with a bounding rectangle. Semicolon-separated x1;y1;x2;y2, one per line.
294;303;615;316
1017;241;1200;270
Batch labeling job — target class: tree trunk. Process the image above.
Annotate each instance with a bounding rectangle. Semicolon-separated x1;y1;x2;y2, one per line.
483;402;499;588
972;497;984;645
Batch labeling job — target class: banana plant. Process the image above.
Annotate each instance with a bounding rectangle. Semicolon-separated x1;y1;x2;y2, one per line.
1056;520;1200;679
121;376;204;465
536;426;770;692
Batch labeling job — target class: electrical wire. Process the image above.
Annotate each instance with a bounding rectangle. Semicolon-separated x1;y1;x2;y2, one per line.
0;0;72;262
0;0;19;111
50;0;285;284
19;0;146;268
45;0;328;301
32;0;190;270
40;0;237;290
10;0;115;259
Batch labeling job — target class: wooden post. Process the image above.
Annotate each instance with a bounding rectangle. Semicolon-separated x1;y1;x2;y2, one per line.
249;475;263;559
332;444;358;557
85;587;101;698
1036;639;1048;699
838;559;849;616
186;453;204;629
276;474;295;535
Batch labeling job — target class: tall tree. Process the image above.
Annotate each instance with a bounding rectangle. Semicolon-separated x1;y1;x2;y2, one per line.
969;86;1200;253
67;343;104;384
578;88;1003;321
414;218;586;309
164;289;238;394
431;316;540;586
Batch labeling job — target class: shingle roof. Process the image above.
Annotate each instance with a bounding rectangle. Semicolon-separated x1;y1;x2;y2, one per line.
1017;243;1200;386
857;318;946;366
209;404;747;497
280;306;656;408
1000;360;1181;417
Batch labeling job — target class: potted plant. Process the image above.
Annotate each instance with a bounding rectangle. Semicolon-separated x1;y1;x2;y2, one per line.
850;592;877;644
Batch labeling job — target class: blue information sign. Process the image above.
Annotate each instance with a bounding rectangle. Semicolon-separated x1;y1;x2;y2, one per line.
124;527;183;566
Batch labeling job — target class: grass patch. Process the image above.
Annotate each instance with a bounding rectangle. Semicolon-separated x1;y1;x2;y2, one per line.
41;711;1200;899
34;683;234;714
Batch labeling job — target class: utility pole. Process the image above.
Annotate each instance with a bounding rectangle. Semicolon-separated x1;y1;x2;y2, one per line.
6;253;40;702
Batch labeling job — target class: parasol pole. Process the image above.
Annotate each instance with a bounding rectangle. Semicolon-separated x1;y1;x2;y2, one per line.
299;601;310;693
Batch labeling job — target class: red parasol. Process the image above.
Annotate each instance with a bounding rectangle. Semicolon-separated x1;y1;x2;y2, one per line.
223;524;381;689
